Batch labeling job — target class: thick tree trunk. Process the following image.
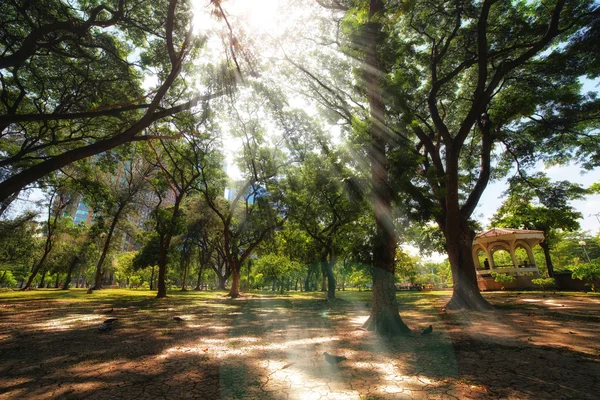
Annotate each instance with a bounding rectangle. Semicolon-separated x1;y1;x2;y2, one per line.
443;212;492;310
228;267;241;298
54;273;60;288
539;241;555;277
62;256;79;290
216;273;227;290
363;269;410;335
361;0;410;336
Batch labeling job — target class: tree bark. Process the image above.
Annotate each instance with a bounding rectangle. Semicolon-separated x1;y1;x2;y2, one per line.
443;158;492;310
216;273;227;290
539;241;555;278
147;265;154;290
194;262;205;290
363;269;410;335
24;250;50;290
37;269;47;289
228;266;241;298
322;250;336;300
91;204;126;290
62;256;79;290
181;260;189;291
361;0;410;336
156;236;169;298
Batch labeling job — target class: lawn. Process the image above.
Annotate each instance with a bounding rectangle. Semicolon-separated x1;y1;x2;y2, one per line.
0;289;599;399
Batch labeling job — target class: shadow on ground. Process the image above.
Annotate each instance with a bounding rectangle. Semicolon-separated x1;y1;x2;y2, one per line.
0;289;599;399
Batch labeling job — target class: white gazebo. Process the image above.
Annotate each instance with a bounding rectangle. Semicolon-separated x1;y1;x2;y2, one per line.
472;228;544;278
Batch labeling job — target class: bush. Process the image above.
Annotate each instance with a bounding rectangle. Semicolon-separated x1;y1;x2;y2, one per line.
490;272;515;290
0;270;18;287
570;260;600;292
531;277;555;291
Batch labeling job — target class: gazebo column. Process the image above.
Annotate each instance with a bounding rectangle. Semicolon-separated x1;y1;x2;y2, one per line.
524;245;536;267
510;248;520;277
488;249;495;269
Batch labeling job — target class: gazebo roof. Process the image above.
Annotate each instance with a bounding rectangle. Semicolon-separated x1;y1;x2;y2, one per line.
474;228;545;246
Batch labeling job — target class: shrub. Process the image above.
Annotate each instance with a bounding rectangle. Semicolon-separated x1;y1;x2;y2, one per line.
531;277;555;291
490;272;515;290
570;260;600;292
0;270;18;287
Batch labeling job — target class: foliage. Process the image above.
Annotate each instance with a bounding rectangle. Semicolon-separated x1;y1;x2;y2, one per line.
570;260;600;292
0;270;18;287
531;277;556;291
490;272;515;290
0;211;39;270
0;0;225;203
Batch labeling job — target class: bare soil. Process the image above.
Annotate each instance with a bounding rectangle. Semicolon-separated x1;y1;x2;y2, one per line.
0;290;598;399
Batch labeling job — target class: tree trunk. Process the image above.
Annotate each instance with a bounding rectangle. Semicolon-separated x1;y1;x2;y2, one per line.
149;265;155;290
54;273;60;288
38;269;47;289
23;246;51;290
363;269;411;335
322;251;336;300
304;269;312;292
181;260;189;291
91;204;126;291
539;241;555;278
361;0;410;336
62;256;79;290
228;266;241;298
76;264;84;288
156;238;168;298
443;210;492;310
216;272;227;290
195;263;204;290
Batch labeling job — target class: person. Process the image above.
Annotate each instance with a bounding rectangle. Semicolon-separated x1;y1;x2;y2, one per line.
484;258;490;270
523;260;528;268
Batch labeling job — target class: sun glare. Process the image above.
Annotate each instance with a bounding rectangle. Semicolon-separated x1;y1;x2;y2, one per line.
193;0;288;37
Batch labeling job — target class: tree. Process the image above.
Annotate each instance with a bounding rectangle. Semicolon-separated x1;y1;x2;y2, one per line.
73;151;156;290
366;0;600;309
0;211;38;273
132;233;161;290
491;173;587;277
146;129;223;298
197;89;289;298
22;184;75;289
0;0;224;204
285;149;367;300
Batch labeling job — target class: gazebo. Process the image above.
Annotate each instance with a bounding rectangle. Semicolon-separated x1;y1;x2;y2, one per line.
472;228;544;279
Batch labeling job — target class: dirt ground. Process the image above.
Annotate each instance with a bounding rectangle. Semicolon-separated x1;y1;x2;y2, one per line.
0;290;599;400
